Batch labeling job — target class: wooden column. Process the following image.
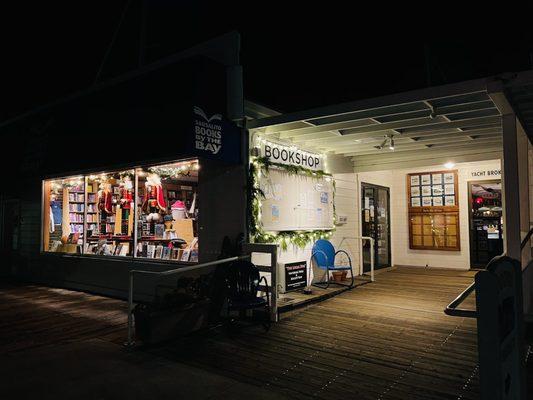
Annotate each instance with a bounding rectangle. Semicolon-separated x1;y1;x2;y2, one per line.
42;181;51;251
502;114;521;260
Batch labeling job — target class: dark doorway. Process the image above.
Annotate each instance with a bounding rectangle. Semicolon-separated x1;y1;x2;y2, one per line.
468;180;503;268
361;183;391;272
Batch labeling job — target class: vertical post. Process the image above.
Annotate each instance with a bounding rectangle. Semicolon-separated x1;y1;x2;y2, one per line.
502;114;521;260
517;121;531;265
370;238;375;282
82;176;88;254
126;271;135;347
42;180;50;252
270;245;278;322
133;170;139;258
476;257;526;399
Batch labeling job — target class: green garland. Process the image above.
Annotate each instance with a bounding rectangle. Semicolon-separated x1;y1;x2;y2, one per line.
148;165;192;179
254;156;331;178
249;156;336;250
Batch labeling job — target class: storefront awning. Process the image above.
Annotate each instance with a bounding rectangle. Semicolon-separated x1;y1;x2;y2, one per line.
503;70;533;142
247;78;509;171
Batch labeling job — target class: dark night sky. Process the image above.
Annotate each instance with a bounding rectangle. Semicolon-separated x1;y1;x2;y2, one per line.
1;2;532;121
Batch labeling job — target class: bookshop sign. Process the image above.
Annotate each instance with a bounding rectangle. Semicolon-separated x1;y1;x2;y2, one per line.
261;141;324;171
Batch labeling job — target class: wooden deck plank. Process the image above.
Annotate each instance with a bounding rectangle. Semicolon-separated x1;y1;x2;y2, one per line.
0;266;480;399
154;267;480;399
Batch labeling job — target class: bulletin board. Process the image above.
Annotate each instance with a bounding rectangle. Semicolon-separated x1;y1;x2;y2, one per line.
259;168;334;231
407;170;460;251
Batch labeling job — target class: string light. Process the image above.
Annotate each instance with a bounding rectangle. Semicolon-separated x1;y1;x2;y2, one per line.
250;136;336;248
148;160;198;178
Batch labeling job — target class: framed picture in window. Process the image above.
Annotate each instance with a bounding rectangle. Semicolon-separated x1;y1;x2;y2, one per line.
445;196;455;206
411;197;421;207
432;185;443;196
444;173;454;184
410;175;420;186
444;184;455;195
421;174;431;185
421;186;432;196
411;186;420;197
432;196;443;206
422;197;432;207
432;173;443;184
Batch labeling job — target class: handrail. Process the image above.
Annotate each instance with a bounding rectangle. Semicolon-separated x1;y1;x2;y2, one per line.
444;281;477;318
445;226;533;318
339;236;375;282
520;226;533;251
125;254;251;346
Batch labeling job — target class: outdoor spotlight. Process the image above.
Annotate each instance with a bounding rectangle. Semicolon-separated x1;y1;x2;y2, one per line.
389;137;395;151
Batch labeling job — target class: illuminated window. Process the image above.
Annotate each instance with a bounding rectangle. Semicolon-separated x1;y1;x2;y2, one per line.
42;159;199;262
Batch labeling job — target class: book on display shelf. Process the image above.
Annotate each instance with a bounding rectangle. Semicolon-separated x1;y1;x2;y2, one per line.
146;244;156;258
180;248;191;262
189;249;198;262
154;224;165;238
154;245;163;259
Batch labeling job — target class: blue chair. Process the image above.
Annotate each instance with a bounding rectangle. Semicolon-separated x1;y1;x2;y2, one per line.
311;239;354;289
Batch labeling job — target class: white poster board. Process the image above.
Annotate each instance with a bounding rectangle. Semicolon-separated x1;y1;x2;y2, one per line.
259;168;334;231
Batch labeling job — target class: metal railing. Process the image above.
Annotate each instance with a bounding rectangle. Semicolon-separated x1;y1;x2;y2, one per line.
125;255;250;347
339;236;375;282
444;282;477;318
445;226;533;318
520;226;533;251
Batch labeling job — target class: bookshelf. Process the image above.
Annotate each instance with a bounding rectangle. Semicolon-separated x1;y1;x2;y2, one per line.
68;183;85;239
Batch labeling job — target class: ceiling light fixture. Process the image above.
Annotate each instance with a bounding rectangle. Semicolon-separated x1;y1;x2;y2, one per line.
374;134;396;151
444;162;455;169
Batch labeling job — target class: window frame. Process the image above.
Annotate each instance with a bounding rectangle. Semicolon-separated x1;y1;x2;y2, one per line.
41;157;199;263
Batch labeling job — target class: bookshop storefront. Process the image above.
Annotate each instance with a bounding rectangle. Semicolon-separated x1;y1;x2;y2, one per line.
246;79;530;291
6;55;245;299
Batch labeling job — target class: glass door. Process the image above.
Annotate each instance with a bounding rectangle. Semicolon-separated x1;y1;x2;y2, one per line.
361;183;391;272
469;180;503;268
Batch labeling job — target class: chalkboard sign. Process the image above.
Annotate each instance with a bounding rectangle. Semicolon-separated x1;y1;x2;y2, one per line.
284;261;307;291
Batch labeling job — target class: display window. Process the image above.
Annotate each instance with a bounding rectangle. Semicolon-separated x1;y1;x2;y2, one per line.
42;159;199;262
85;169;135;257
135;160;198;262
43;176;85;254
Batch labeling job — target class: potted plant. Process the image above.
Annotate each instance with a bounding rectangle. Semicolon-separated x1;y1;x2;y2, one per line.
332;271;343;283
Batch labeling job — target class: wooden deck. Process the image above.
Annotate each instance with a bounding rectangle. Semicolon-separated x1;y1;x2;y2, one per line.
0;267;480;399
157;267;480;400
0;282;127;354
